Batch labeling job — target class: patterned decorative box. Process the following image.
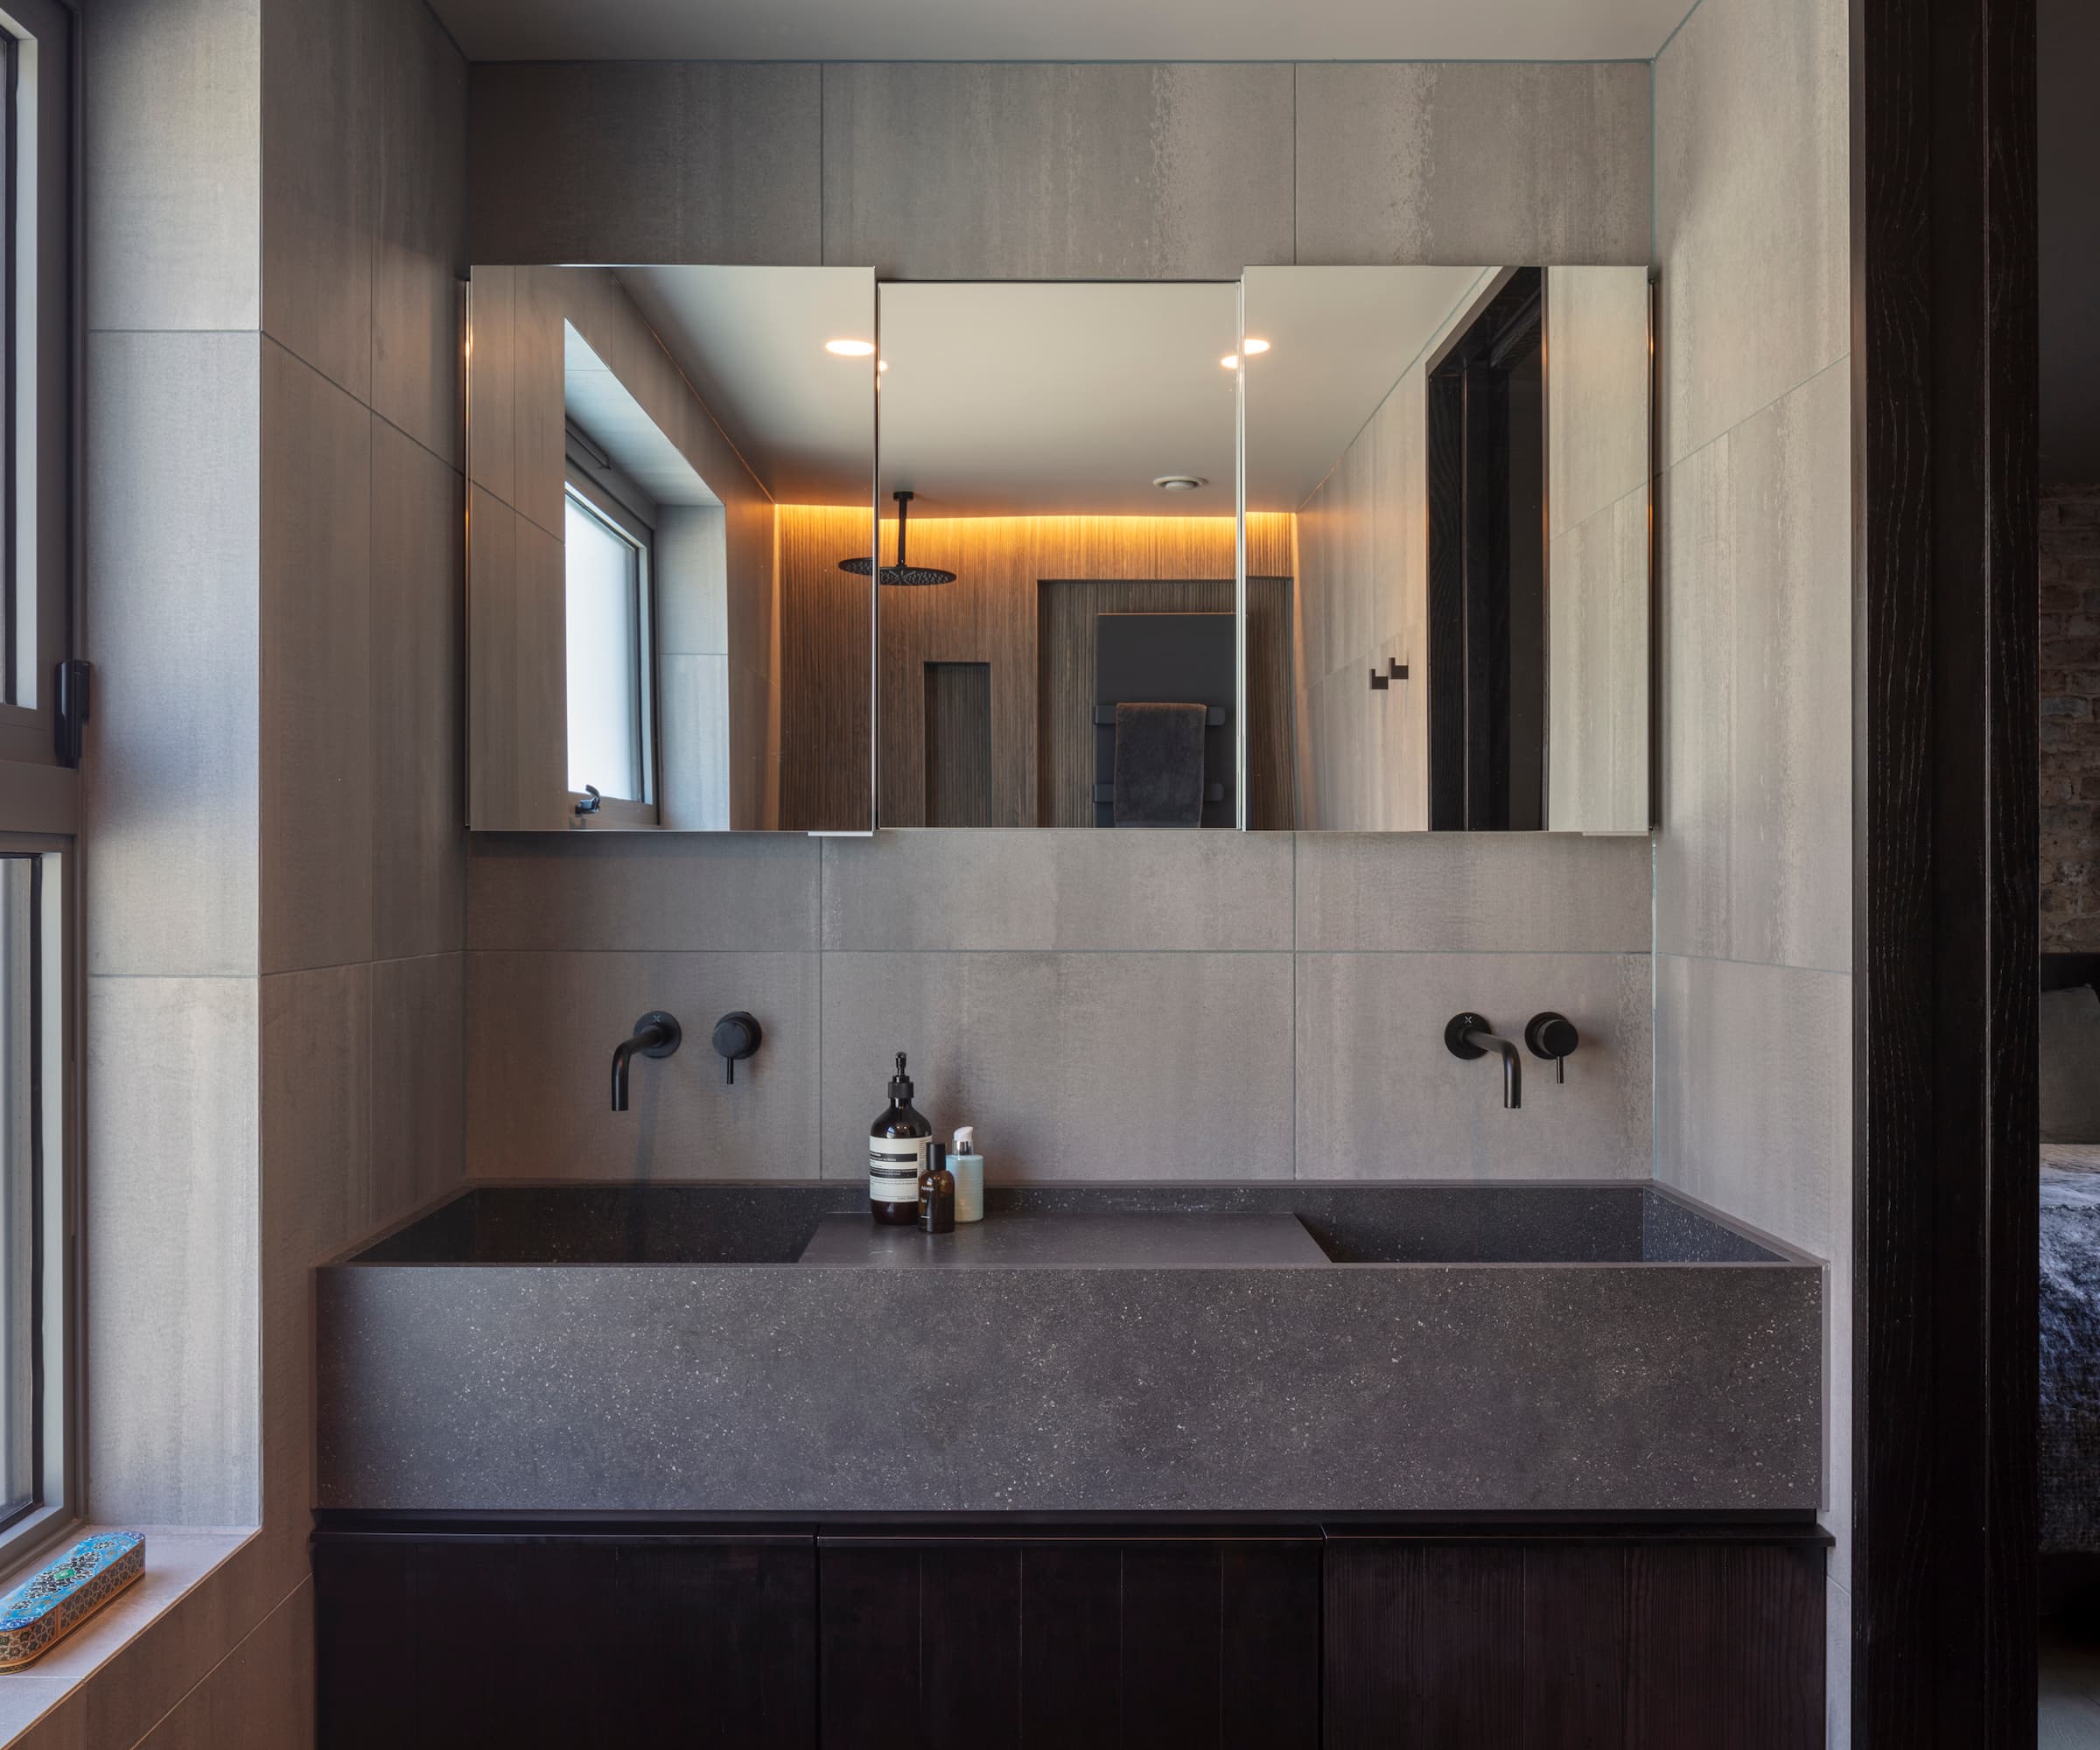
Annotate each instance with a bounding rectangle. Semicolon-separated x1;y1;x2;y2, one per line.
0;1532;145;1670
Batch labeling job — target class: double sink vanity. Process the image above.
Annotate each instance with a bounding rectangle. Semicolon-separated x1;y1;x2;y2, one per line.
312;1182;1829;1746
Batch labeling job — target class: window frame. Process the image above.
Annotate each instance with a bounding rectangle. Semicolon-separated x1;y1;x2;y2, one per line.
0;0;70;762
0;834;74;1566
562;451;659;828
0;0;77;1576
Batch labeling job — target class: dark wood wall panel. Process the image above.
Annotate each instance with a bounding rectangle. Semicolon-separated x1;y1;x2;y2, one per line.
779;504;875;830
923;662;994;827
778;509;1293;828
1851;0;2038;1740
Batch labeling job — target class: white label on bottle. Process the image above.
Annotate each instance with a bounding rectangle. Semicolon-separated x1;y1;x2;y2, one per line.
869;1137;928;1202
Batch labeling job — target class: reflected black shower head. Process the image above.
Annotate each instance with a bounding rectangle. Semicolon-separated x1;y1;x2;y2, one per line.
838;489;957;586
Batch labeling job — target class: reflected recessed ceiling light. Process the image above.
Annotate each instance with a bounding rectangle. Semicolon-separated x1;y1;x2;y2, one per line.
1220;354;1239;370
1242;338;1270;355
824;339;877;357
1153;475;1208;492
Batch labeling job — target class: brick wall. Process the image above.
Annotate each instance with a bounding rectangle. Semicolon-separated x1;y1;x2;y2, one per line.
2041;485;2100;948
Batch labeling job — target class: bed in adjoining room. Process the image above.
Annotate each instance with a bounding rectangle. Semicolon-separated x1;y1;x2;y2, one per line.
2042;955;2100;1588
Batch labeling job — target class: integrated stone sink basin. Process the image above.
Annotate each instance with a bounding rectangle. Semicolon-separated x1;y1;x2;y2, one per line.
317;1181;1822;1517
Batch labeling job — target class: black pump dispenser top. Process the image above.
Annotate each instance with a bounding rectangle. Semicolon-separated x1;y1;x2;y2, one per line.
888;1053;914;1102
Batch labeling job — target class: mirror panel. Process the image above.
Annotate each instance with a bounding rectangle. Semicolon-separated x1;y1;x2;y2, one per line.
868;282;1274;829
466;265;876;831
1243;265;1652;832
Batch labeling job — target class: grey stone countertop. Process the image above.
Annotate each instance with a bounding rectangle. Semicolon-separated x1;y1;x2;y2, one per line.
795;1212;1333;1267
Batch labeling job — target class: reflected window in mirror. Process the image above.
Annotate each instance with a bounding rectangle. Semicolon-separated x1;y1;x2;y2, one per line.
464;264;877;833
562;452;656;821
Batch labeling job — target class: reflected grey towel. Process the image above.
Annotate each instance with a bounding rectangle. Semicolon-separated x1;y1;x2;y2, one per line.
1113;702;1206;828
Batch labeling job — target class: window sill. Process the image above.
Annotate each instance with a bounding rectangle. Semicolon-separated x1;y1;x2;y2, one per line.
0;1525;252;1745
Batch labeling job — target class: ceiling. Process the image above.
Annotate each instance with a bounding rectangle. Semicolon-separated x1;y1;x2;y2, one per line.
430;0;1693;63
613;266;876;504
878;282;1240;518
598;269;1504;521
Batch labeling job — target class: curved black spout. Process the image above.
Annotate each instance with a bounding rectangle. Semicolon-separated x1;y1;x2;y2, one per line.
1444;1012;1522;1110
612;1012;682;1111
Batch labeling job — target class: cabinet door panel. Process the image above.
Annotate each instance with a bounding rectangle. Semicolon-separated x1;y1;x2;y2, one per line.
1520;1544;1630;1745
1625;1543;1824;1750
1018;1544;1123;1748
819;1544;926;1750
315;1535;816;1750
1222;1541;1321;1750
1323;1541;1525;1747
1120;1543;1224;1747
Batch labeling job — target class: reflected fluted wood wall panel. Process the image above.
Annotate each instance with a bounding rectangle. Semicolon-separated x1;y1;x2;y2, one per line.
776;511;1290;828
1037;575;1294;830
779;505;876;830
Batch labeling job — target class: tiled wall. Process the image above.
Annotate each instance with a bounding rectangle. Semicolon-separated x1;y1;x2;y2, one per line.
459;54;1658;1190
2041;486;2100;948
1651;0;1853;1738
466;831;1653;1184
66;0;467;1744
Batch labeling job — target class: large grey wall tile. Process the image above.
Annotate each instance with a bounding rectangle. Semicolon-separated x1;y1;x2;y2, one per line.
84;0;261;332
88;976;260;1526
467;63;821;265
85;332;261;977
1653;955;1848;1264
261;0;374;398
261;343;374;973
370;418;466;961
369;954;466;1230
1656;362;1851;971
1296;952;1651;1179
467;834;820;951
133;1582;314;1750
823;830;1294;951
822;63;1294;278
257;963;369;1596
467;951;820;1179
1296;833;1652;952
1295;63;1651;266
1655;0;1848;466
372;0;466;466
820;951;1296;1180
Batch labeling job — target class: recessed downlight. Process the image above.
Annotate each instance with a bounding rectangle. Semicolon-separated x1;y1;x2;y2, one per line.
1153;475;1208;493
1242;338;1270;355
824;339;877;357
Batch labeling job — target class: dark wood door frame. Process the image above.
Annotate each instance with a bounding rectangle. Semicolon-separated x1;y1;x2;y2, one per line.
1852;0;2039;1740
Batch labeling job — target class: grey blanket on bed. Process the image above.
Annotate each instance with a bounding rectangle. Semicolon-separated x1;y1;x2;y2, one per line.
2043;1146;2100;1551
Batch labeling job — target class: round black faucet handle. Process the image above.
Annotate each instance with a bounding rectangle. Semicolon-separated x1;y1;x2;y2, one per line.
711;1012;763;1085
1524;1012;1580;1072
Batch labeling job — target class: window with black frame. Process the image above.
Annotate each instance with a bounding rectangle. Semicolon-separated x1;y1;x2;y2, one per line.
0;0;75;1562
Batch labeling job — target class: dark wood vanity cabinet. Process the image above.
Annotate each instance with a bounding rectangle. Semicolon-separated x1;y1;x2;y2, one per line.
311;1529;817;1749
816;1532;1322;1750
312;1522;1825;1748
1322;1531;1829;1749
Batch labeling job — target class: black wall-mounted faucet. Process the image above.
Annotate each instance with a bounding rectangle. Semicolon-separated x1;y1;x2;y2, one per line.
711;1012;763;1084
611;1012;681;1111
1445;1012;1522;1110
1525;1012;1580;1084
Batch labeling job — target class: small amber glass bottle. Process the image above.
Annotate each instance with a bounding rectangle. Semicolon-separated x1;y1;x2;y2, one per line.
919;1141;956;1234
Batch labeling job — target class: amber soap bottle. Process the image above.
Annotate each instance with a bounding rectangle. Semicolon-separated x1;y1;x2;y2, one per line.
868;1053;932;1226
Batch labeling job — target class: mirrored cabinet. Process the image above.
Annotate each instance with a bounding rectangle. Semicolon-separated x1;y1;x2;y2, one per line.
466;264;878;832
462;263;1651;835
